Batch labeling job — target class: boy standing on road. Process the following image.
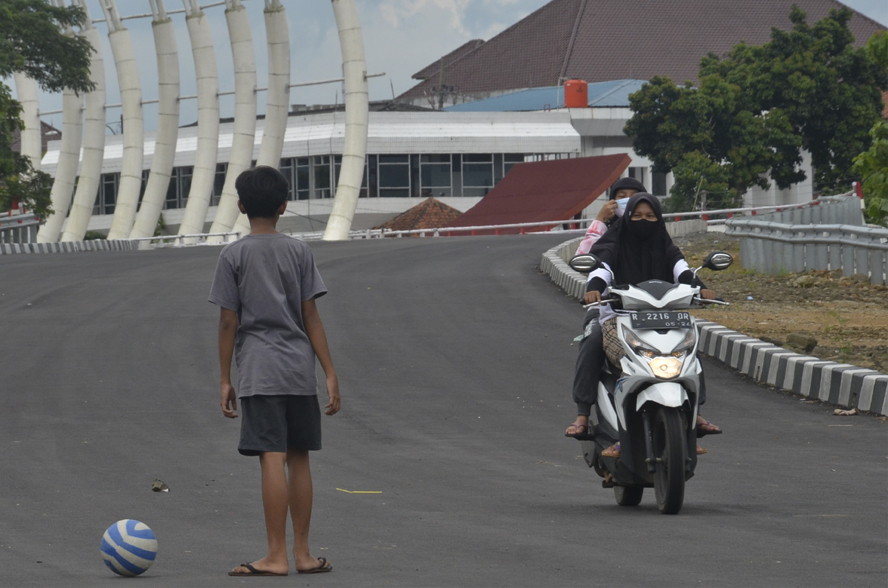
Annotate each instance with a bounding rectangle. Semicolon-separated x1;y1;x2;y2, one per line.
209;166;340;577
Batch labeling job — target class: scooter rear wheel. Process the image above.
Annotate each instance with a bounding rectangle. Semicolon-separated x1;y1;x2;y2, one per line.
614;485;644;506
653;407;687;514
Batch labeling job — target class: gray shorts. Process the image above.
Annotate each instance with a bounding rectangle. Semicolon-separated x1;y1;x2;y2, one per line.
238;395;322;456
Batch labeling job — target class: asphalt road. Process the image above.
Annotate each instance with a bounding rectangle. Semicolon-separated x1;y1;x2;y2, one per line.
0;235;885;587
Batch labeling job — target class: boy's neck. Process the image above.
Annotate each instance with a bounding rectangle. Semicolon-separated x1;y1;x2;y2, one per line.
248;216;279;235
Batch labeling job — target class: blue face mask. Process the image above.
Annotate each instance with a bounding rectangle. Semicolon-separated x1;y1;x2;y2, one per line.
614;198;630;217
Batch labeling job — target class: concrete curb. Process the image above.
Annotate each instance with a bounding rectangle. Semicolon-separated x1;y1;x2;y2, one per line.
541;239;888;416
0;240;140;255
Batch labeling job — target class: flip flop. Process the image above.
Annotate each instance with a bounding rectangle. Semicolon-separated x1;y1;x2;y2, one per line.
564;423;588;438
297;557;332;574
697;420;723;438
696;445;708;455
228;563;288;577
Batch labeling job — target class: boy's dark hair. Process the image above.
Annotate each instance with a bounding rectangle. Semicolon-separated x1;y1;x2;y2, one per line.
235;166;289;218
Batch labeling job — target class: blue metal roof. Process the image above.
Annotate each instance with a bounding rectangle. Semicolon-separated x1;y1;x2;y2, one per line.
444;79;647;112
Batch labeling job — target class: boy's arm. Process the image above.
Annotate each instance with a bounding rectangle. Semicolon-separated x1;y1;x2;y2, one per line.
302;298;340;415
219;307;239;418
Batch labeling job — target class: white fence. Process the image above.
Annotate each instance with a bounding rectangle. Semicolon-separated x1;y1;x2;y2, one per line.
0;214;40;244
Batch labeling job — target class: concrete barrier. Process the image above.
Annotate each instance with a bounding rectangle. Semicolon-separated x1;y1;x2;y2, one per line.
0;239;140;255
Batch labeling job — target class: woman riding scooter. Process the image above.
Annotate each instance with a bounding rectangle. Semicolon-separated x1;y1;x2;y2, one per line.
584;193;720;457
565;186;721;447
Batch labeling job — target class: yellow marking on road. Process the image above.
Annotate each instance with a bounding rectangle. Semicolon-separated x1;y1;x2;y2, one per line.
336;488;382;494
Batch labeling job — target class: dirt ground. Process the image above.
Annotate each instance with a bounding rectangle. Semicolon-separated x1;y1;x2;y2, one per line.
674;232;888;374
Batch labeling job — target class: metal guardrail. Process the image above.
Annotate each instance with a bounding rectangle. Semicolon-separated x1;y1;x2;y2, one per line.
125;231;241;247
735;194;863;226
725;220;888;285
0;214;40;244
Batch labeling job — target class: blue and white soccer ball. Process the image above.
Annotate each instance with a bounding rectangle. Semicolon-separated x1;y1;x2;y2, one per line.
100;519;158;577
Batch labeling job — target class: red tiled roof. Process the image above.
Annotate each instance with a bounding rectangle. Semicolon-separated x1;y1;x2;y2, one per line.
373;197;464;232
444;153;630;234
399;0;885;101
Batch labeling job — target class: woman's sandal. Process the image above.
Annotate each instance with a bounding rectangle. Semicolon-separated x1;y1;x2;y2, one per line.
564;422;589;438
697;420;722;438
601;443;621;458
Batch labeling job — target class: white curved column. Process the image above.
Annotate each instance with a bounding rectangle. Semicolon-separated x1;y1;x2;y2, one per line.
13;74;41;170
62;9;107;243
37;90;83;242
233;0;289;237
102;0;145;240
131;1;180;238
177;0;220;237
323;0;369;241
209;0;257;237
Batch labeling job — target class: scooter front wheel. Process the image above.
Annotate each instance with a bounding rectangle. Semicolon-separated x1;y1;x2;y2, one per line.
652;407;687;514
614;485;644;506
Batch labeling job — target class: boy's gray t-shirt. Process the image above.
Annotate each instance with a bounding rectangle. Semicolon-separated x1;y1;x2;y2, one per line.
208;233;327;397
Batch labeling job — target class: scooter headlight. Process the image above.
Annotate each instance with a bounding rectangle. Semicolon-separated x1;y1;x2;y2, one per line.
670;328;697;358
621;324;686;380
621;324;659;358
648;356;683;379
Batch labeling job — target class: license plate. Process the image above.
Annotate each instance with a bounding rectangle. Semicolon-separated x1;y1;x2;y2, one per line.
630;311;692;330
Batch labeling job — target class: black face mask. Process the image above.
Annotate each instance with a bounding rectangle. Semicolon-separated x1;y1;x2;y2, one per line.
628;219;659;241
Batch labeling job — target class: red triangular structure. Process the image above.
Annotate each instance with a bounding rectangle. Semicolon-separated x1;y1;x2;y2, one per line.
444;154;630;234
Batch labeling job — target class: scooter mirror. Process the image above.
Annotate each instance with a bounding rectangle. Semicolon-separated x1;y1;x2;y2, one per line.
569;253;600;274
702;251;733;271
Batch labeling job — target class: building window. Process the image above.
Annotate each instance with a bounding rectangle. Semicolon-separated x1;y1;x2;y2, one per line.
628;167;645;185
95;172;119;215
296;158;310;200
279;158;295;200
165;168;179;210
420;154;452;197
378;154;410;197
503;153;524;176
652;171;668;196
312;155;332;199
212;163;227;206
462;153;493;197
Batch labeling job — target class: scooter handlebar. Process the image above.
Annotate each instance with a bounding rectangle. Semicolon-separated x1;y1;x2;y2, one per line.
582;298;619;309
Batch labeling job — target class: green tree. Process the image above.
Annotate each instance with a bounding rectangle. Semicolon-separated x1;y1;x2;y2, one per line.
666;151;735;213
0;0;94;217
853;120;888;226
625;6;888;211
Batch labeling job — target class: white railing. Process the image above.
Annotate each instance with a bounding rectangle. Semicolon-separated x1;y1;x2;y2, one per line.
0;213;40;244
124;231;241;247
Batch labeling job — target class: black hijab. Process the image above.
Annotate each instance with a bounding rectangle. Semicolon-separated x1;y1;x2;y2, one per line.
589;193;684;286
608;177;646;200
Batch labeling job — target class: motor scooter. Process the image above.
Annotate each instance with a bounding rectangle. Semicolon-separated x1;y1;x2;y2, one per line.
568;251;732;514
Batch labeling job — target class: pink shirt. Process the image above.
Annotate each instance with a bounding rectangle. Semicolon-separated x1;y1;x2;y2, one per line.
575;220;607;255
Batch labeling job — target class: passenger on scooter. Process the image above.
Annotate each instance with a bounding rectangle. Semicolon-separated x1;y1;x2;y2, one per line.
585;193;720;457
565;183;721;441
565;178;642;439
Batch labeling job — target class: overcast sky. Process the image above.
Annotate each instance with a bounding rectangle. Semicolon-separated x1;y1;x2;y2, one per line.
11;0;888;133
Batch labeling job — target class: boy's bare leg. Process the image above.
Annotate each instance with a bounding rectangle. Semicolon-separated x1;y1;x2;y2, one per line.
230;452;291;575
287;449;327;571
